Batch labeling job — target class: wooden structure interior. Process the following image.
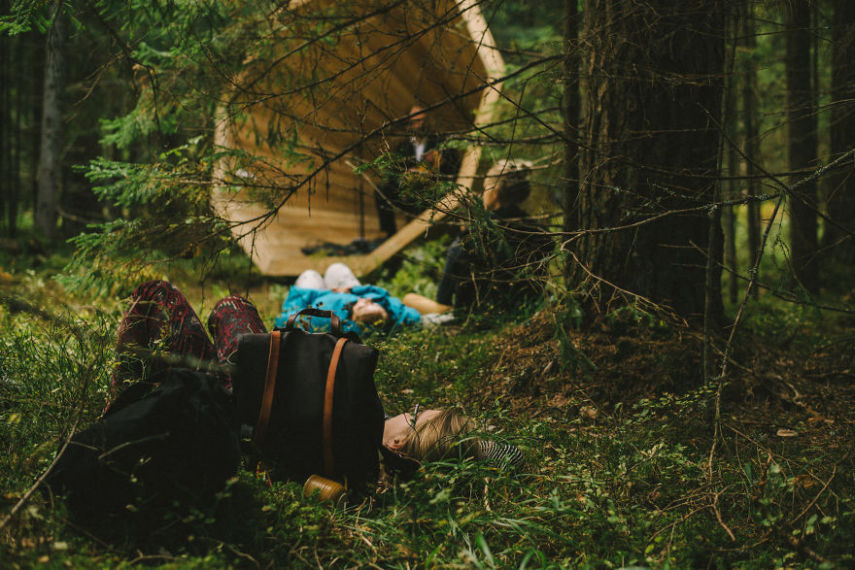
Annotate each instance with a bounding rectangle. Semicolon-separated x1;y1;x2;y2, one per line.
213;0;504;276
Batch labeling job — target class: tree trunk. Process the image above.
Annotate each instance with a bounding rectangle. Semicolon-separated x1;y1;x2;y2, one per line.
577;0;726;322
562;0;579;286
9;31;21;238
725;8;739;306
824;0;855;264
725;147;738;305
0;3;8;235
785;0;819;293
30;29;44;219
741;1;761;300
35;3;66;242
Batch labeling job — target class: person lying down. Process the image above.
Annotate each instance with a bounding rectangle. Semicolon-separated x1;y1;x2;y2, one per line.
46;280;522;519
112;281;518;470
114;281;518;471
382;404;524;473
275;262;453;335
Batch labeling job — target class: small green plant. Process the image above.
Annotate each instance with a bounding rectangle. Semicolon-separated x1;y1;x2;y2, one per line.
372;237;451;300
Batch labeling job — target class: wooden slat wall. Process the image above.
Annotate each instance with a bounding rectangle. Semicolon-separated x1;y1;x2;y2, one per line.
212;0;504;276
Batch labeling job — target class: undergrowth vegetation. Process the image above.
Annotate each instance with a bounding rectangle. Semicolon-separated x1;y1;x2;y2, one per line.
1;243;854;568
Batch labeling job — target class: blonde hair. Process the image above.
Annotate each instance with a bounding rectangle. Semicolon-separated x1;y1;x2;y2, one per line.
401;408;474;461
351;299;390;326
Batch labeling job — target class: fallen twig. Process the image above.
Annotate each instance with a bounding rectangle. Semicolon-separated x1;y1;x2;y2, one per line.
0;426;78;533
789;451;849;526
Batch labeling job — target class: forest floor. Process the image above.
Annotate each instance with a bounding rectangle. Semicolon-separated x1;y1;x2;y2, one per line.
1;242;854;568
486;307;855;449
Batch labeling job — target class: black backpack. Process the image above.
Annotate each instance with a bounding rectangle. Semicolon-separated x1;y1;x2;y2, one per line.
233;309;383;490
46;368;241;517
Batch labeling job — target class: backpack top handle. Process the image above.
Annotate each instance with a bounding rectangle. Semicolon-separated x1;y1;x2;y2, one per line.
285;308;343;336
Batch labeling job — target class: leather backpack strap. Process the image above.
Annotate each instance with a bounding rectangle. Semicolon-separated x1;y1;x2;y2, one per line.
322;337;348;478
252;331;282;450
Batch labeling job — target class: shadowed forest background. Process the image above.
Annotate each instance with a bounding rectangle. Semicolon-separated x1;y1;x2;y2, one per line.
1;0;855;567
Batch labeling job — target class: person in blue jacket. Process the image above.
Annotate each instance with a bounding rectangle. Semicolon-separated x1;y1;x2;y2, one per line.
273;263;424;335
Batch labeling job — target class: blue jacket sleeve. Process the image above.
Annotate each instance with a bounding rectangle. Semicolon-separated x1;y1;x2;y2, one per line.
390;302;422;328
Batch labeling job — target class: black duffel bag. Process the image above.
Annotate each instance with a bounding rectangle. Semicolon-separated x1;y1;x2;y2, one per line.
233;309;383;490
46;368;241;517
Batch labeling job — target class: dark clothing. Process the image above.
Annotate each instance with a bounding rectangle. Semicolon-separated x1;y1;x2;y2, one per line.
110;280;266;399
436;205;550;308
491;204;529;222
54;281;268;515
436;237;467;307
51;368;241;518
375;136;460;236
300;237;385;257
